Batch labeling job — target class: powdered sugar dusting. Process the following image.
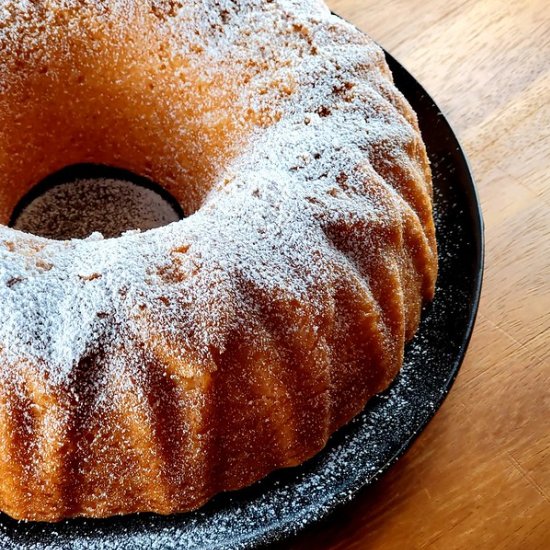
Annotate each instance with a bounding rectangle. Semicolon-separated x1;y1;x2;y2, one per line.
0;0;437;524
0;0;431;387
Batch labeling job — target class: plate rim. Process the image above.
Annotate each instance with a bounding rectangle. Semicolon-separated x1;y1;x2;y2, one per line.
0;49;485;550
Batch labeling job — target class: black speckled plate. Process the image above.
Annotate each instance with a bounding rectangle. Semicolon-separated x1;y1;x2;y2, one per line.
0;49;484;549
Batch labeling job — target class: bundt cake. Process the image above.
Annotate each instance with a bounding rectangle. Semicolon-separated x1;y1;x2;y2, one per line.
0;0;437;521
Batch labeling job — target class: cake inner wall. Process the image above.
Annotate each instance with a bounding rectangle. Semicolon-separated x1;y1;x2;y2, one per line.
10;165;185;240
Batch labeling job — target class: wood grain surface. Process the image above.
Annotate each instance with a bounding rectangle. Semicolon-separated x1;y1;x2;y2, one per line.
284;1;550;548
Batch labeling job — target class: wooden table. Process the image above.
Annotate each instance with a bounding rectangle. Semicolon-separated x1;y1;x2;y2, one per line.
286;1;550;548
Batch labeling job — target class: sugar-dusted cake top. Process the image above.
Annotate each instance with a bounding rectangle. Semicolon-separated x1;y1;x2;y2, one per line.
0;0;435;388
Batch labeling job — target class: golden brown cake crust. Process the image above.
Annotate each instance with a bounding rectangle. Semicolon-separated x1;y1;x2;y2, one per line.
0;0;437;521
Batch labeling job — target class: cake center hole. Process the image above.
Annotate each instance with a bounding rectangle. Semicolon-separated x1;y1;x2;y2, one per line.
9;164;185;240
